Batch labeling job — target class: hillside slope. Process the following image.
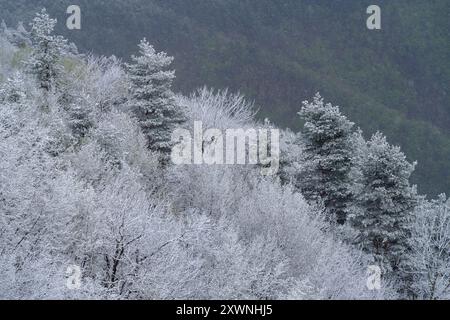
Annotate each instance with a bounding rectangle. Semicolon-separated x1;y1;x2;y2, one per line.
1;0;449;195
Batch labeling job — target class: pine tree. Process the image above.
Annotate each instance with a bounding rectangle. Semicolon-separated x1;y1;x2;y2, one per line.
349;132;418;290
17;22;27;34
27;9;68;92
64;96;93;140
126;39;185;160
298;93;355;224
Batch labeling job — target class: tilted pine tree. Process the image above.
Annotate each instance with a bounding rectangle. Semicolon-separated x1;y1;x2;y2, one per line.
126;39;185;160
349;132;418;292
298;93;356;224
27;9;68;92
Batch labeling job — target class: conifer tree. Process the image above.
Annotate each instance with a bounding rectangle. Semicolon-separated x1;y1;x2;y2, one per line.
349;132;418;289
298;93;355;224
27;9;68;92
126;39;185;160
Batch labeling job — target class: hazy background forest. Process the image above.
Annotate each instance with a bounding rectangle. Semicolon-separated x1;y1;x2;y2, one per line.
1;0;448;196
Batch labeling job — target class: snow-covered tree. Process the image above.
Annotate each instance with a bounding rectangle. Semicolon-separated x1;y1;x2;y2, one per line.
59;55;127;141
233;177;394;299
0;31;19;78
0;72;27;103
278;129;305;186
126;39;184;160
27;9;69;92
298;93;356;224
78;55;128;115
409;195;450;299
178;87;256;129
349;132;418;293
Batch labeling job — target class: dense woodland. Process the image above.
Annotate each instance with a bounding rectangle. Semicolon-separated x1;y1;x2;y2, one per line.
1;0;449;196
0;8;449;299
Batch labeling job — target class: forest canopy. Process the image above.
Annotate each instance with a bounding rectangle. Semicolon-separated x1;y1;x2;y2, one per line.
0;5;449;300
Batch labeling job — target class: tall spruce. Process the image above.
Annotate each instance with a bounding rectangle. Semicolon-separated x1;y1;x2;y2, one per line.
349;132;418;291
298;93;355;224
126;39;184;160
